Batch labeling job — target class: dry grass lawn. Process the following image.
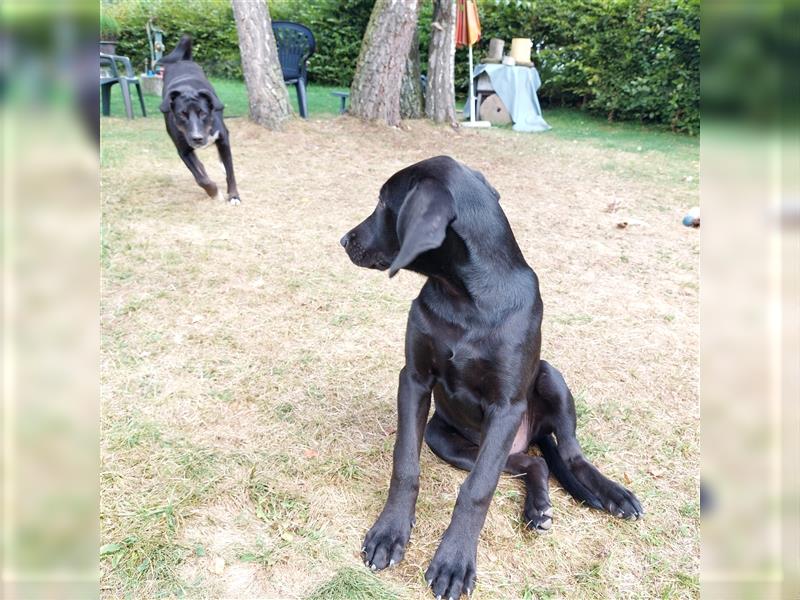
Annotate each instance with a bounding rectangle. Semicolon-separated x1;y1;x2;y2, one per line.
101;113;699;599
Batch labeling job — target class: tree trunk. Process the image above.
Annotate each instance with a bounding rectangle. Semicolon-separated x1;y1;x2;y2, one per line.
231;0;291;130
400;27;424;119
425;0;457;125
350;0;420;126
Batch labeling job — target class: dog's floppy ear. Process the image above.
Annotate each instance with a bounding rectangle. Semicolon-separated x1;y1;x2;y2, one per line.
159;89;183;113
199;90;224;112
389;178;456;278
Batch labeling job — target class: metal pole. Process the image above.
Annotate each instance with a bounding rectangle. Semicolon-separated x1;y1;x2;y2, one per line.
146;20;154;72
468;44;475;122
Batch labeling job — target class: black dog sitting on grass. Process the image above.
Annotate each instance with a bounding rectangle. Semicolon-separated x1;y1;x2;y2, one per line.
158;35;240;205
341;156;643;599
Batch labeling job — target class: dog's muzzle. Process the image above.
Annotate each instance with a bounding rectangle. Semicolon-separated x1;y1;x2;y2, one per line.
341;234;389;271
187;130;219;150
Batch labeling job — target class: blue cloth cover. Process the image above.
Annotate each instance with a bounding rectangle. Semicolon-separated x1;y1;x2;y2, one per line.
464;63;551;132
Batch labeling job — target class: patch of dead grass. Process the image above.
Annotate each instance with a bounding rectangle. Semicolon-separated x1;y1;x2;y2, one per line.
101;114;698;599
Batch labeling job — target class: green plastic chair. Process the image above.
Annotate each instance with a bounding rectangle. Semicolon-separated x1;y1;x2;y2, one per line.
100;53;146;119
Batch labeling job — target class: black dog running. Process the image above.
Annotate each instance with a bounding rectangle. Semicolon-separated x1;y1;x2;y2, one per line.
158;35;240;205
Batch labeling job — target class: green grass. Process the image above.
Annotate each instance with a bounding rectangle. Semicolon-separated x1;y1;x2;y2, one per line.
103;77;699;183
100;419;225;597
456;92;698;160
543;107;698;156
102;78;348;120
104;78;696;157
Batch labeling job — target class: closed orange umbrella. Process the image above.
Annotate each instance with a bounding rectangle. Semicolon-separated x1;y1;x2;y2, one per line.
455;0;481;48
456;0;485;125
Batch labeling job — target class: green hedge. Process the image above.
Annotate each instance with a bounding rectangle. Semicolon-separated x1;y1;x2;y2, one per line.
104;0;698;132
104;0;242;79
103;0;379;84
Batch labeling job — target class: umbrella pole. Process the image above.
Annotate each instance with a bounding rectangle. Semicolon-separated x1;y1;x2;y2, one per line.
468;44;475;123
460;9;489;129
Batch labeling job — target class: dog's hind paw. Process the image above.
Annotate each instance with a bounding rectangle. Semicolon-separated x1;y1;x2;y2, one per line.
523;505;553;532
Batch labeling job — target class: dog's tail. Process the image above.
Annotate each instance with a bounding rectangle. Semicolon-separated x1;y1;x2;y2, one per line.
157;34;192;65
536;434;604;510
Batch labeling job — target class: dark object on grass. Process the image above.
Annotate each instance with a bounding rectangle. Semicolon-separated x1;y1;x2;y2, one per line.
341;156;644;599
272;21;316;119
157;35;240;205
331;91;350;114
100;53;146;119
700;481;713;514
682;206;700;228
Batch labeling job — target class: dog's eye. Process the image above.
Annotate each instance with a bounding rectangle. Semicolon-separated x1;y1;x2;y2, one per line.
181;111;189;119
198;111;207;118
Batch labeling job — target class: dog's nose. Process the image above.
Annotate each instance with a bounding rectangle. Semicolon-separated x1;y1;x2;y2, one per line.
340;234;350;248
191;135;204;144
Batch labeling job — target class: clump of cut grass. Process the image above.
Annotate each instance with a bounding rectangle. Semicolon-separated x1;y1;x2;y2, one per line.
243;465;340;568
247;466;309;529
521;583;561;600
306;567;401;600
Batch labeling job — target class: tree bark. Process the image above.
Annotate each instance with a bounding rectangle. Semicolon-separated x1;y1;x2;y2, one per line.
425;0;457;125
400;27;424;119
231;0;291;130
350;0;420;126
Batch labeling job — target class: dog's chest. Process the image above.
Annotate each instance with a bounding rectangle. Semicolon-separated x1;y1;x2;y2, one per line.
432;336;503;405
197;130;220;150
430;336;534;449
413;296;535;415
426;336;507;435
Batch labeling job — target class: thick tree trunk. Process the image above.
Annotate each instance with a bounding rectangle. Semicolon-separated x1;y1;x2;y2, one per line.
350;0;420;126
231;0;291;130
425;0;457;125
400;28;424;119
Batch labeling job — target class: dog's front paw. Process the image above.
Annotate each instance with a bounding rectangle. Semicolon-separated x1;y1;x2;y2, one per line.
227;195;241;206
598;480;644;520
362;514;412;571
425;537;477;599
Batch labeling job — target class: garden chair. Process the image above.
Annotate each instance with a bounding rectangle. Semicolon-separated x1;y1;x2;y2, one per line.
100;52;146;119
272;21;316;119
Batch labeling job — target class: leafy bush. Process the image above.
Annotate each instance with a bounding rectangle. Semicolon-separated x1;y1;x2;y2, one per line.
105;0;376;84
105;0;698;132
104;0;242;78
